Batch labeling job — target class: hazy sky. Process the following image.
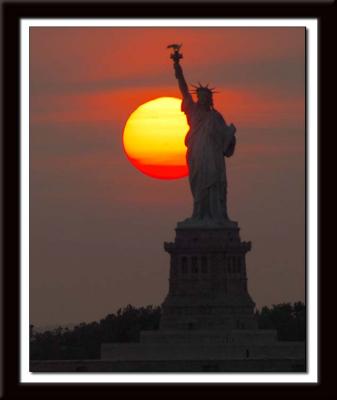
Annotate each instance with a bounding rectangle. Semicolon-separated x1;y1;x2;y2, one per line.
29;27;305;327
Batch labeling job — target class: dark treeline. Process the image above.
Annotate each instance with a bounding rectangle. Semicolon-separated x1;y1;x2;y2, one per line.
30;302;305;360
30;305;161;360
256;301;306;342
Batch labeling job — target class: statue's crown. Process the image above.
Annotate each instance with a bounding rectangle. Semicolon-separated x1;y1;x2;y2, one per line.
190;83;218;95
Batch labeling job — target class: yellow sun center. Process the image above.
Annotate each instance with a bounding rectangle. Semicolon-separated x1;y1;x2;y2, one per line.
123;97;189;179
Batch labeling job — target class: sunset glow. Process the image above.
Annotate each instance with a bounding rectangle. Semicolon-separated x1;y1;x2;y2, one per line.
123;97;189;179
30;27;306;327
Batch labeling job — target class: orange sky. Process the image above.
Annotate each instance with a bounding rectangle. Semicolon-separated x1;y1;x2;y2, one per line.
29;27;305;327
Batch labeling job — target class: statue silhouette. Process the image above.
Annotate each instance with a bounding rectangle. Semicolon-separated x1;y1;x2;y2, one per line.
169;45;237;226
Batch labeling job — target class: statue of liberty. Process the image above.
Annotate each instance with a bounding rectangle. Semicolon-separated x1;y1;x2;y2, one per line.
168;44;237;226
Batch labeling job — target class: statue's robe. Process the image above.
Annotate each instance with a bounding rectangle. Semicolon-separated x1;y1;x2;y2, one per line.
182;95;236;222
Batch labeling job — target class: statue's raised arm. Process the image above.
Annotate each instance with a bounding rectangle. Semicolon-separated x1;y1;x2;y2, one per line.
167;44;191;101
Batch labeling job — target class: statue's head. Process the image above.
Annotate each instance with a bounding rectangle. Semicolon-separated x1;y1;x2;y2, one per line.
191;83;217;108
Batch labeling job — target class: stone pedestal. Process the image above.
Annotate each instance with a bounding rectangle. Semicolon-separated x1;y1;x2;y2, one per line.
161;222;257;331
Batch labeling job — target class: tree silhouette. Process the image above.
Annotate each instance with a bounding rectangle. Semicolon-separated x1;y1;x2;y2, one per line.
30;302;305;360
256;302;306;341
30;305;161;360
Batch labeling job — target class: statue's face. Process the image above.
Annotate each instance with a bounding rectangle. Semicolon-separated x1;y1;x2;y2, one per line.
197;90;213;107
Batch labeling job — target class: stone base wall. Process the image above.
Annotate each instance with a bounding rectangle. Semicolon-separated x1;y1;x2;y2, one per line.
30;358;306;373
140;329;278;345
101;342;305;361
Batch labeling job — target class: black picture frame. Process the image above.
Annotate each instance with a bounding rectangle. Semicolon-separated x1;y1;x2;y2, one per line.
2;0;335;398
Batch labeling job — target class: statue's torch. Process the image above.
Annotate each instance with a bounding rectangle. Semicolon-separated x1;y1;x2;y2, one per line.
167;43;183;63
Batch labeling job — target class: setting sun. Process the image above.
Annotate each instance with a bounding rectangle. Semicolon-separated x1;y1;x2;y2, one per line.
123;97;189;179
